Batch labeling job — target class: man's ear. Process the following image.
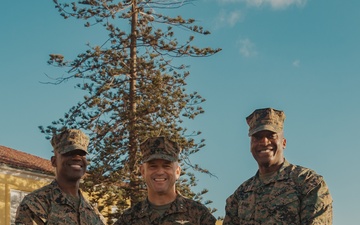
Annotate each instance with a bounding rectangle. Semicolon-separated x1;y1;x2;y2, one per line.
140;164;145;177
175;164;181;180
51;156;56;167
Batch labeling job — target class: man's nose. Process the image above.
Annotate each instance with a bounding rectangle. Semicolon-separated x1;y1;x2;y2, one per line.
155;167;166;174
258;136;271;145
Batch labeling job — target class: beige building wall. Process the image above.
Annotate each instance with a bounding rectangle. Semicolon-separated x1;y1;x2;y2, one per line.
0;164;53;225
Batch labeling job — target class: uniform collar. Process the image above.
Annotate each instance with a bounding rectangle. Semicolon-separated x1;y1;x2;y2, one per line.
243;159;291;192
138;192;188;218
50;180;93;210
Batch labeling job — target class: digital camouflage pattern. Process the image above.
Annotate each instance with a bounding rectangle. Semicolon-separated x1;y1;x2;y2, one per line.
51;129;90;154
246;108;286;136
15;180;105;225
141;136;181;162
223;160;333;225
114;193;216;225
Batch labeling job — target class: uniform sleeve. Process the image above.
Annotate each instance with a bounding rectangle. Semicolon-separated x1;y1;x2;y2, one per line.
94;208;107;225
223;193;240;225
84;201;106;225
299;174;333;225
15;202;46;225
113;217;122;225
200;207;217;225
114;213;129;225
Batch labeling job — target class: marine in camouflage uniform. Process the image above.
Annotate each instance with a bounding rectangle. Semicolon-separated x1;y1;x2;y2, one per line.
224;160;332;225
114;136;216;225
15;180;104;225
223;108;333;225
15;129;105;225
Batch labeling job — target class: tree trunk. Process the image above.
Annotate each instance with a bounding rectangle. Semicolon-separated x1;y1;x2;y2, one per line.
129;0;138;206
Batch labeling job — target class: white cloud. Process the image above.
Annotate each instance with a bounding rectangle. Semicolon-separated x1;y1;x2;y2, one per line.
228;10;244;26
247;0;307;9
214;10;244;28
217;0;243;4
217;0;307;10
292;59;300;67
237;38;258;57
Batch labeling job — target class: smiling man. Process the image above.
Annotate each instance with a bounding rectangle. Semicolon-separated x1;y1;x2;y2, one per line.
15;129;105;225
115;136;216;225
223;108;333;225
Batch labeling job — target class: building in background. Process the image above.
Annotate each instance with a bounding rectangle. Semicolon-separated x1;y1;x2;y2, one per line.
0;145;54;225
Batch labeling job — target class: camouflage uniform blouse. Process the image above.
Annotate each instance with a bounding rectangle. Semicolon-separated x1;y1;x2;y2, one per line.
114;193;216;225
15;180;105;225
223;160;333;225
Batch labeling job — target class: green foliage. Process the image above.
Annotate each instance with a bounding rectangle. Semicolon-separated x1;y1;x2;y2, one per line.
41;0;221;223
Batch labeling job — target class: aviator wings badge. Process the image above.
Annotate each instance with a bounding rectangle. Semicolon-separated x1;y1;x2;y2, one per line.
175;220;190;224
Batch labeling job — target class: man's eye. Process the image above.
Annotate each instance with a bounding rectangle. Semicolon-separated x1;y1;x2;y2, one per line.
64;150;86;157
253;135;262;140
268;134;277;139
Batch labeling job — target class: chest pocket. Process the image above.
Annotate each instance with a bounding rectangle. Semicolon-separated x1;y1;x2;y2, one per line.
237;191;256;221
267;188;300;224
236;187;300;224
47;203;78;225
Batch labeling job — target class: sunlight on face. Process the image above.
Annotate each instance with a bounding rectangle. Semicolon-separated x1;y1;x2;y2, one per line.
250;130;286;172
141;159;181;196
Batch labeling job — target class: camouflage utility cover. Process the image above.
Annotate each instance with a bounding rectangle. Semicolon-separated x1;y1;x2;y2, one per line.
246;108;285;136
223;160;333;225
15;180;105;225
141;136;181;162
51;129;90;154
114;194;216;225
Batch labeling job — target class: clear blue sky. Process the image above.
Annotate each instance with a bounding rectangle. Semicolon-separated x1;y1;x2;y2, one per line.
1;0;359;223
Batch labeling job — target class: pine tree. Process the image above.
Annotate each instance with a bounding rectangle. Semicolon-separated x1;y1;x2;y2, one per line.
40;0;221;223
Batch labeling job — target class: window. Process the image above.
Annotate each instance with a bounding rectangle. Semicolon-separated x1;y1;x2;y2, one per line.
111;206;118;223
10;190;28;225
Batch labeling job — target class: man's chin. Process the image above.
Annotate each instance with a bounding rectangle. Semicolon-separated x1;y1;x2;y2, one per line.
154;189;168;195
